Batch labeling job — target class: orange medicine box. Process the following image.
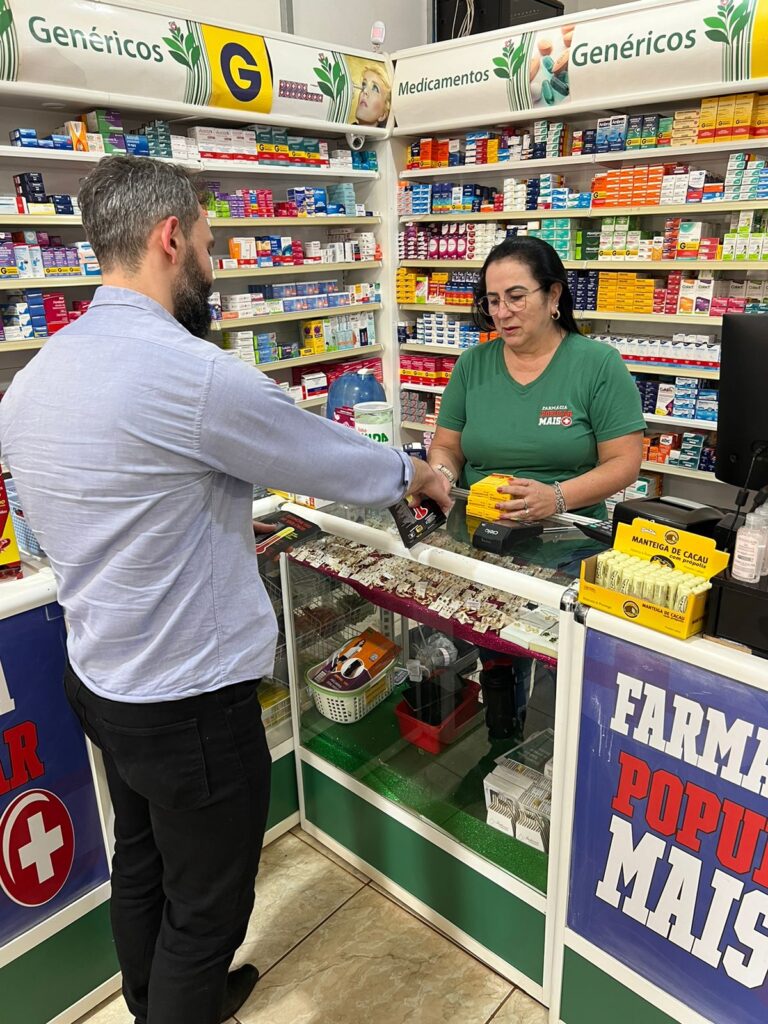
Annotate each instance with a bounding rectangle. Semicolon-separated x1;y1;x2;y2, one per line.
579;518;730;639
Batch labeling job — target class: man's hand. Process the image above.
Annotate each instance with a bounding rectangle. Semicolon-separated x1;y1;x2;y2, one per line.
253;521;279;536
408;457;453;514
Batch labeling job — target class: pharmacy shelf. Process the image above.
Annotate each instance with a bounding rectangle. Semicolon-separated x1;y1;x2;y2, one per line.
400;211;587;223
399;200;768;224
0;275;101;291
401;420;436;431
594;139;768;165
200;159;379;180
213;261;381;280
400;259;485;269
578;310;723;325
645;414;718;430
398;303;474;313
399;382;446;394
211;302;381;332
400;342;468;355
401;257;767;273
297;395;327;409
208;215;381;227
0;145;201;170
580;259;765;271
0;214;82;226
641;461;717;481
398;141;768;180
0;338;45;353
625;361;720;379
256;344;382;373
400;154;596;179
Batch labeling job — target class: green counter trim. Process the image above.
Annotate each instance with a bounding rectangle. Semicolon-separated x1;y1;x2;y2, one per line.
0;901;118;1024
561;947;680;1024
266;750;299;831
302;761;545;984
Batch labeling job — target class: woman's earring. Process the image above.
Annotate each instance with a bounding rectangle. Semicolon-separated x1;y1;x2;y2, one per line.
551;308;561;321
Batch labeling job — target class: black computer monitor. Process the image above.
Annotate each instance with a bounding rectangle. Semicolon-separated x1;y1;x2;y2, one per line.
717;314;768;490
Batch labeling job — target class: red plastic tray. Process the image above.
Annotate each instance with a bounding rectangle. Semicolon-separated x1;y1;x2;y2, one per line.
394;681;481;754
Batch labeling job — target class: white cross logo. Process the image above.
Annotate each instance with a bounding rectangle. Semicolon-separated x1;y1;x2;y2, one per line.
18;811;63;884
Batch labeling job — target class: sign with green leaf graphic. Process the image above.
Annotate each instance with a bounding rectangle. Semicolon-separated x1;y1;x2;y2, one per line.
0;0;391;127
393;0;768;129
0;0;19;82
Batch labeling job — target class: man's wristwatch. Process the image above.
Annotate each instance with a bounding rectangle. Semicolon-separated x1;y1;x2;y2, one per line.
435;463;456;486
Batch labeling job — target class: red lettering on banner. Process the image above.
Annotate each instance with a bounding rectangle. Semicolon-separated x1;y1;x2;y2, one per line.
717;801;767;875
3;722;44;791
750;830;768;887
646;770;685;836
612;751;651;817
677;782;722;853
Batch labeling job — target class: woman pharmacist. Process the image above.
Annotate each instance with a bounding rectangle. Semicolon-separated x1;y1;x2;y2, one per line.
428;236;646;739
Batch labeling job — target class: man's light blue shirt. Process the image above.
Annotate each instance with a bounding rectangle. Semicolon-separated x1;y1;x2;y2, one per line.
0;287;411;702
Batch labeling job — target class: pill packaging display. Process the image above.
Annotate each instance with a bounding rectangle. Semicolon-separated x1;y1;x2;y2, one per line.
291;536;539;636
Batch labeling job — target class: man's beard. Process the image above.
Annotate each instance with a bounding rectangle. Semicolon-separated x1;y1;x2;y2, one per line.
172;249;213;339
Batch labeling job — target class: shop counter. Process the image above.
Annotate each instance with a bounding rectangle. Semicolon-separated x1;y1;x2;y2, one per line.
550;605;768;1024
279;498;768;1023
278;497;596;1002
0;561;118;1024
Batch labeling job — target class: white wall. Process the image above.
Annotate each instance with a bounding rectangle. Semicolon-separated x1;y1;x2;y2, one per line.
562;0;639;13
92;0;283;33
291;0;429;53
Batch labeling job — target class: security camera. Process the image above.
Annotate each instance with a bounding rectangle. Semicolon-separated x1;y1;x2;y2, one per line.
371;21;385;52
345;132;365;151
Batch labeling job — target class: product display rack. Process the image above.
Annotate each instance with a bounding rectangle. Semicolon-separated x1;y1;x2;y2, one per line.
210;301;382;331
398;139;768;178
394;128;765;503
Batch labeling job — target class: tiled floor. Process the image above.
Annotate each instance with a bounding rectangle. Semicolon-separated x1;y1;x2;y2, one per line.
77;827;547;1024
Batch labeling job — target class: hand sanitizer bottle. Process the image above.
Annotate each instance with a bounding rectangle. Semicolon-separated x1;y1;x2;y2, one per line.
732;513;768;584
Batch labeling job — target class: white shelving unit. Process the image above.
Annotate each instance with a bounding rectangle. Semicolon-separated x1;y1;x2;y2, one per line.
211;302;382;332
0;105;391;422
641;461;716;481
392;102;768;511
397;139;768;179
645;414;718;430
400;200;768;221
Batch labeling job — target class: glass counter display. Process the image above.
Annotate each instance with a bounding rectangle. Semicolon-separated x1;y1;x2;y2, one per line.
279;495;605;997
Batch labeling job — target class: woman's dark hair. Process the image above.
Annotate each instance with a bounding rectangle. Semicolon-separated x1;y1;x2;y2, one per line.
473;235;581;336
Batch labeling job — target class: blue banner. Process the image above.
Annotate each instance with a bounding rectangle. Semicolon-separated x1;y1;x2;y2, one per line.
568;629;768;1024
0;603;109;946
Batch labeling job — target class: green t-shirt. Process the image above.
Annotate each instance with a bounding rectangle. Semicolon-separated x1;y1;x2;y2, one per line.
436;333;646;518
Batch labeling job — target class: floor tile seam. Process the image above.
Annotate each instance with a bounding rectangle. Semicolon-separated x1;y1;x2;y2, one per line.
291;826;372;885
483;987;518;1023
368;881;513;985
239;882;368;998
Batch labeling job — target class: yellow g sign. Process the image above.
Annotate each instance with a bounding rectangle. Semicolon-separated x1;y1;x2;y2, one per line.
200;24;273;112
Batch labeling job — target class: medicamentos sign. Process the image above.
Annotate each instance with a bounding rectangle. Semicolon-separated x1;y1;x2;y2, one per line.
0;0;391;127
393;0;768;128
568;629;768;1024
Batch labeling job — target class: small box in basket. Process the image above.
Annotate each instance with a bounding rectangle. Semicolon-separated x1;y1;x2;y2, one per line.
308;628;398;693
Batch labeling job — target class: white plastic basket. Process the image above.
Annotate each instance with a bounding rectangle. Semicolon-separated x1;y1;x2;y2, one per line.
307;663;396;725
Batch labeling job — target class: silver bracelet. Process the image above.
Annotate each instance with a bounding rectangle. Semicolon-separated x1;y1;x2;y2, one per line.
553;481;567;514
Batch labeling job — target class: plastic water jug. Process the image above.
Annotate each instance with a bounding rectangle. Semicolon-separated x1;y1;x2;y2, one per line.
326;369;385;427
